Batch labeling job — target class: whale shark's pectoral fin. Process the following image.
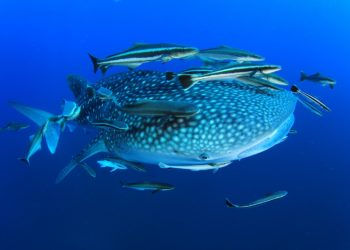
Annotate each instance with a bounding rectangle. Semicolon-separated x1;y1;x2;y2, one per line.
55;135;107;184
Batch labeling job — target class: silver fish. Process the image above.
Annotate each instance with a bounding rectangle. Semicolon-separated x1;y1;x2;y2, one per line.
198;45;265;63
258;73;289;86
178;64;281;89
236;76;282;91
19;121;48;165
121;181;175;193
120;100;200;117
88;43;199;73
0;122;29;132
104;157;146;172
300;71;336;89
97;159;128;172
158;161;231;172
291;85;331;113
90;119;129;130
225;190;288;208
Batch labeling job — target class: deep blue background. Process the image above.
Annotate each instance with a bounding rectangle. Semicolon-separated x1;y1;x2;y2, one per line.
1;0;349;249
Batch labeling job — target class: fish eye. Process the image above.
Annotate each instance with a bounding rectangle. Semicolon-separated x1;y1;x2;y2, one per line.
199;153;210;160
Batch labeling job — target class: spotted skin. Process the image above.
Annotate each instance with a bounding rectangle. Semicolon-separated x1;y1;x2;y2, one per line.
69;70;297;166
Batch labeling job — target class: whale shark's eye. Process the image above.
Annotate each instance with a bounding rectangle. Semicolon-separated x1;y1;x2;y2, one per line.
199;153;209;160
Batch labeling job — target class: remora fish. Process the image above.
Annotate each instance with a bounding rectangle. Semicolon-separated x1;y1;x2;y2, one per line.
19;121;48;165
236;76;281;91
0;122;29;132
121;181;175;193
225;190;288;208
120;100;199;117
158;161;231;172
97;159;128;172
88;43;199;73
198;46;265;63
258;73;289;86
90;119;129;130
178;64;281;89
54;70;297;183
104;157;146;172
300;71;336;89
291;85;331;113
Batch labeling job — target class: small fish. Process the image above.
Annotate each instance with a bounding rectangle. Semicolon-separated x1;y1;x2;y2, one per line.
97;159;128;172
258;73;289;86
291;85;331;112
88;43;199;73
19;121;49;165
236;76;281;91
225;190;288;208
289;129;297;135
200;59;238;69
198;45;265;63
178;64;281;89
90;120;129;130
104;157;146;172
120;100;199;117
300;71;336;89
0;122;29;132
159;161;231;172
166;68;213;81
121;181;175;193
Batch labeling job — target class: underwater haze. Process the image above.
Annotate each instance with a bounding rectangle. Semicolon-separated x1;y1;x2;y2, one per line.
1;0;350;249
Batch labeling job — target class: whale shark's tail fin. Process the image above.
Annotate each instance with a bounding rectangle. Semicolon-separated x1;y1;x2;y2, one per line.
9;101;80;157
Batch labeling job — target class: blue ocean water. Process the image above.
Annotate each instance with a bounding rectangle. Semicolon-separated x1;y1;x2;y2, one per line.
0;0;349;249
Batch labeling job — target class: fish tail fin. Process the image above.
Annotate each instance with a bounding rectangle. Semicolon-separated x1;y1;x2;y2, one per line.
152;189;161;194
225;198;239;208
100;65;110;75
165;72;176;81
88;53;100;73
300;71;307;82
178;74;195;89
158;162;169;169
18;157;30;166
292;85;331;112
